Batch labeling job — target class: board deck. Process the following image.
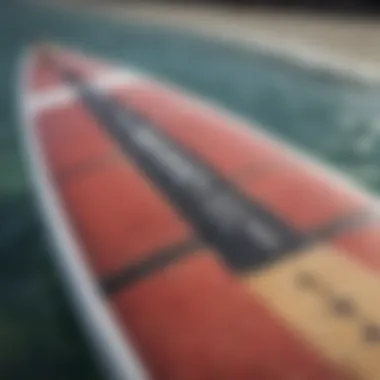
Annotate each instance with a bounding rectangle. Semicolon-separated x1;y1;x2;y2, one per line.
20;45;380;380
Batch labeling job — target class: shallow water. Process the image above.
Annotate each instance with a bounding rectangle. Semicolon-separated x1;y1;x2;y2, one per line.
0;2;379;379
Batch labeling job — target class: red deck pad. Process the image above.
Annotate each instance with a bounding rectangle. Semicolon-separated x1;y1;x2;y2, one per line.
36;103;192;277
37;103;116;173
114;85;294;179
60;163;191;277
237;165;367;231
112;250;350;380
113;84;368;231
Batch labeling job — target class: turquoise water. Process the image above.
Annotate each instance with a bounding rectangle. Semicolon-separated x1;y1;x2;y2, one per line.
1;2;379;379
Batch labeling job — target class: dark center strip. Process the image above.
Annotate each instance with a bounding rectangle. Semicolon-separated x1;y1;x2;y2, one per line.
57;67;378;284
74;84;306;272
101;238;203;295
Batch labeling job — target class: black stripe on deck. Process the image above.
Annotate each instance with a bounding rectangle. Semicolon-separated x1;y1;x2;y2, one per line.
101;238;203;294
57;67;379;285
69;82;305;272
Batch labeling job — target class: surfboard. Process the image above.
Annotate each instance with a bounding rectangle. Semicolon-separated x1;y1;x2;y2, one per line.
19;45;380;380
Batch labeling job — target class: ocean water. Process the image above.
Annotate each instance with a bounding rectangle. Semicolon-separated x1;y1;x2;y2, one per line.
0;2;379;379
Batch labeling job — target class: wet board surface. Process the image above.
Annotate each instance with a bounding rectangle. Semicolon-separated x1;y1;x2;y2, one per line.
21;46;380;380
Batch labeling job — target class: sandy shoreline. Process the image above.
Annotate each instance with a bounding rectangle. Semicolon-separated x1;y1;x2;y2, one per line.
37;1;380;82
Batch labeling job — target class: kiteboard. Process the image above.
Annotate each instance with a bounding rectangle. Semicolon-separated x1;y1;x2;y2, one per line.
18;44;380;380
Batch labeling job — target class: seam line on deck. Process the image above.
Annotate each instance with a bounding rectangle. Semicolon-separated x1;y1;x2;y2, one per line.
101;237;203;294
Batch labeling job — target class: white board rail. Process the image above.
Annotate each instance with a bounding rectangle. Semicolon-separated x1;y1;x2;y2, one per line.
17;46;149;380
